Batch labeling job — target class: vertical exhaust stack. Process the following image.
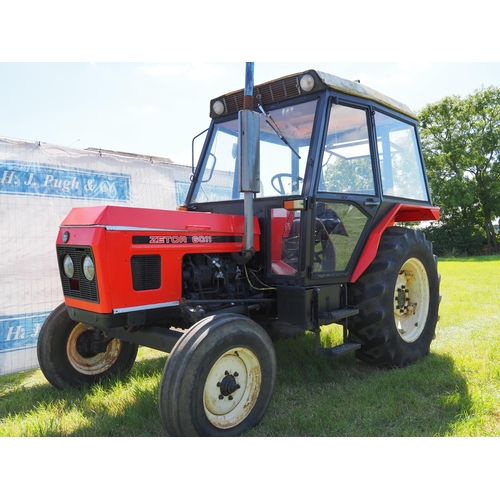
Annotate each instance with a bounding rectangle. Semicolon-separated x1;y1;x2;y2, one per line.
238;62;260;263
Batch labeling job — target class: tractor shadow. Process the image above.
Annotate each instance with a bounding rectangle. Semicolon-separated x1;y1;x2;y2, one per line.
246;331;472;437
1;335;471;437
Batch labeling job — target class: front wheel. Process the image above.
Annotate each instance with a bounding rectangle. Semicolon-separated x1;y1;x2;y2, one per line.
37;303;138;389
159;314;277;436
348;227;440;367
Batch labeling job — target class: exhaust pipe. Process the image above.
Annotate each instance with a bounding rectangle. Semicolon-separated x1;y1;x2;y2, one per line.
238;62;260;264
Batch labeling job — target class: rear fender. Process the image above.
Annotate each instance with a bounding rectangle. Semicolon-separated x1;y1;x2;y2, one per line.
351;204;440;283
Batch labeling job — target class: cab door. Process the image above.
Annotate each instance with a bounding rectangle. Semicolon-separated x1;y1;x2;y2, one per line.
310;101;380;279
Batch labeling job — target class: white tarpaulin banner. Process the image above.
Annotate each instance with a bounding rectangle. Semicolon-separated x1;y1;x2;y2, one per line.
0;137;193;375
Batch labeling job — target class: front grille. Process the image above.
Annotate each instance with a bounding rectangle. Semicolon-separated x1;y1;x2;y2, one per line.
57;246;99;303
131;255;161;291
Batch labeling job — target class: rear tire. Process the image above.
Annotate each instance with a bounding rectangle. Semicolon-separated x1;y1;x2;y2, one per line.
348;227;440;367
37;303;138;389
159;314;277;436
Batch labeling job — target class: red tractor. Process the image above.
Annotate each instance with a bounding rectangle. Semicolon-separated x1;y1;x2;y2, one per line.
37;68;440;436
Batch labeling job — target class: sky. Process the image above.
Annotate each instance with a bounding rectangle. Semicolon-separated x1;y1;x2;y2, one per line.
1;2;499;167
1;62;500;166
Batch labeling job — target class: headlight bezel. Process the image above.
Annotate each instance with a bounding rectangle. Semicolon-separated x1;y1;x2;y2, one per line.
299;73;315;93
62;254;75;278
212;100;225;116
82;254;96;281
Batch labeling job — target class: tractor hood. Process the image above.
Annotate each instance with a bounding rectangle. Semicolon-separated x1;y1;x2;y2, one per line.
60;205;260;236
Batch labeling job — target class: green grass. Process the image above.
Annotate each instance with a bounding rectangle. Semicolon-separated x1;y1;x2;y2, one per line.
1;256;499;437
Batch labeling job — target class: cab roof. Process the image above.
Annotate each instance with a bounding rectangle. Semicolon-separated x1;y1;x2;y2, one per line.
210;69;417;120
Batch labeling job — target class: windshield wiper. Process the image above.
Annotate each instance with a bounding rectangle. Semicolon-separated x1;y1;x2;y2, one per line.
258;104;301;159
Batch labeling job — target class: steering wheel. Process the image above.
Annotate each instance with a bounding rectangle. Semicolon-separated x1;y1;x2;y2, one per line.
271;173;303;195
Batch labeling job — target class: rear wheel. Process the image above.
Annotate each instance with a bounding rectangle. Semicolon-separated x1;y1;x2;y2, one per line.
348;227;440;367
159;314;277;436
37;303;138;389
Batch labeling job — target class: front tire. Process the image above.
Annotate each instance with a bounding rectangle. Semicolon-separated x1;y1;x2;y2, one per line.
348;227;440;367
37;303;138;389
159;314;277;437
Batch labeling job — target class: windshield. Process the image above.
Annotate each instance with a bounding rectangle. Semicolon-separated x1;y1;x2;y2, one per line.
190;99;318;203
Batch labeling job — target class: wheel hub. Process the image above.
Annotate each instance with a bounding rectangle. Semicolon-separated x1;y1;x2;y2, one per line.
395;285;409;313
75;329;112;358
218;372;241;397
395;284;416;315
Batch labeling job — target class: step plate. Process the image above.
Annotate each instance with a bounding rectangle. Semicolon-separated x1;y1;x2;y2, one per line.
320;342;361;358
318;307;359;325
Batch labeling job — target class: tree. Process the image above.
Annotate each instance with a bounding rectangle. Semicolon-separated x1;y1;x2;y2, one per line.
419;87;500;254
322;156;374;193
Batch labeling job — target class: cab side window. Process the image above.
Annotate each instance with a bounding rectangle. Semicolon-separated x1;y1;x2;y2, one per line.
374;111;429;201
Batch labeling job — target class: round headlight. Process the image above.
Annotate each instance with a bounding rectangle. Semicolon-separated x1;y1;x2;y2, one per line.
212;100;225;115
82;255;95;281
63;254;74;278
299;74;315;92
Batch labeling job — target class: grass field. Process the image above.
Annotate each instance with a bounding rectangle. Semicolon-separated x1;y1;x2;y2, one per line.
1;255;499;437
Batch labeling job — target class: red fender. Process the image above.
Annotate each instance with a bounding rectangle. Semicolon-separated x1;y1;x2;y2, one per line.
351;204;440;283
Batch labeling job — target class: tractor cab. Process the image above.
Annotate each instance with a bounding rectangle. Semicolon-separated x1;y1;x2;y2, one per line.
184;70;438;289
